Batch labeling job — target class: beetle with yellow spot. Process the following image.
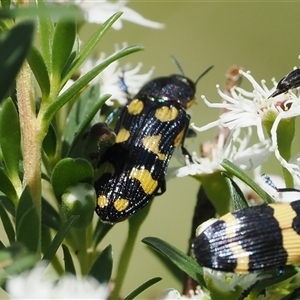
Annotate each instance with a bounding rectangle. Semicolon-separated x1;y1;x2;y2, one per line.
94;64;213;223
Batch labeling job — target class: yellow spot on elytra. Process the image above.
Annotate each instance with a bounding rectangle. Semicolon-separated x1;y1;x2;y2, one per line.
271;203;300;265
186;98;195;109
95;161;115;181
222;213;250;273
114;198;129;212
127;99;144;115
174;128;185;147
130;167;158;195
116;128;130;143
143;135;166;160
98;195;109;208
155;106;178;122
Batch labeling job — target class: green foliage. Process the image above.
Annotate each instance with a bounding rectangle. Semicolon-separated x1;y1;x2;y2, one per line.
0;1;297;300
0;20;34;102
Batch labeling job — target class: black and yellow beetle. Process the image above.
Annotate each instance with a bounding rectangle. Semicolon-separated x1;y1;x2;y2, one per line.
94;65;212;223
192;200;300;273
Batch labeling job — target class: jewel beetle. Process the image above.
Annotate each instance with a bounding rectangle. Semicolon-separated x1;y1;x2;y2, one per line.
94;65;213;223
192;200;300;273
269;68;300;98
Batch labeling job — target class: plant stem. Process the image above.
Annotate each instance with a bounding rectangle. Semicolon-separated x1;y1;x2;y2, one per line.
17;61;42;254
110;204;151;299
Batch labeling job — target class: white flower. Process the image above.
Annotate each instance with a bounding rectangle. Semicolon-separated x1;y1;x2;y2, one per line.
46;0;164;30
175;127;272;177
203;268;260;293
273;151;300;188
63;44;154;106
6;263;109;299
194;70;300;143
162;287;210;300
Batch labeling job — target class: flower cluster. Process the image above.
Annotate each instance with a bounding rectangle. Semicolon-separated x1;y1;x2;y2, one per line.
176;67;300;190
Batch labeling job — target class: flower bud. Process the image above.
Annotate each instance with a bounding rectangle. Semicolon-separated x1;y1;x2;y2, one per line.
61;183;96;229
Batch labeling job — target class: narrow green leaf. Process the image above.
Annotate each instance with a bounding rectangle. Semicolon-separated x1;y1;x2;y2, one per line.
222;173;248;210
0;98;21;183
61;12;122;87
27;46;50;97
16;207;39;253
42;215;79;264
51;158;94;200
142;237;205;286
0;20;34;101
41;225;52;255
88;244;113;284
62;83;101;156
43;45;144;124
0;5;83;20
0;167;18;204
62;244;76;275
36;0;54;71
0;195;15;216
41;198;61;230
1;0;11;10
65;91;110;157
0;240;5;250
124;277;162;300
52;17;76;79
15;186;33;232
0;202;15;244
42;123;57;158
92;219;113;249
221;159;275;204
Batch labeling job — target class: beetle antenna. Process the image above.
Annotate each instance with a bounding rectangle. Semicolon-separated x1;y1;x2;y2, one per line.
195;65;214;86
170;55;185;75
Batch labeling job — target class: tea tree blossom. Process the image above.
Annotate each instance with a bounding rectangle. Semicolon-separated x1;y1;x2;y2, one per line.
45;0;164;30
163;287;210;300
175;127;272;178
193;70;300;142
63;46;154;106
6;263;109;299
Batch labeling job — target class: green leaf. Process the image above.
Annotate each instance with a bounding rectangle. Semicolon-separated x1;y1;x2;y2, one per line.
222;173;248;211
246;267;297;299
27;46;50;97
221;159;275;204
0;167;18;204
41;198;61;230
142;237;205;286
36;0;54;71
16;207;39;253
42;215;79;264
124;277;162;300
15;186;33;232
63;86;111;157
41;225;52;255
1;0;11;10
52;17;76;80
88;244;113;284
0;246;36;286
0;195;15;217
0;20;34;101
62;244;76;275
61;12;122;87
0;202;15;244
43;44;144;125
51;158;94;200
42;123;57;158
92;219;113;248
0;98;21;184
